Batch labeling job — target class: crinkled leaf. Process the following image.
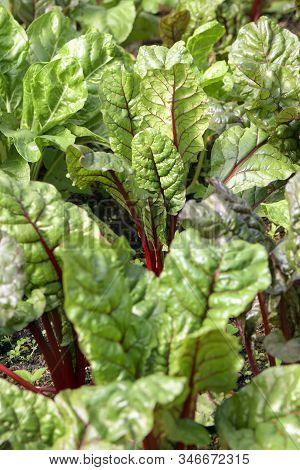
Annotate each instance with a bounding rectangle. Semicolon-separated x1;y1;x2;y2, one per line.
137;42;209;164
63;241;153;384
27;10;75;63
21;58;87;134
99;66;140;161
216;365;300;450
229;17;300;129
0;170;100;310
132;129;186;215
62;374;186;448
0;379;84;450
160;229;271;334
229;17;299;73
66;145;133;191
211;125;295;193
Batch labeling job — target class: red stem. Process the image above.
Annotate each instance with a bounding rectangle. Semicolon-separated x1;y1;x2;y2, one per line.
244;334;259;376
143;432;159;450
73;332;86;387
109;171;155;272
257;293;276;367
0;363;44;394
28;321;64;392
51;310;76;388
250;0;264;22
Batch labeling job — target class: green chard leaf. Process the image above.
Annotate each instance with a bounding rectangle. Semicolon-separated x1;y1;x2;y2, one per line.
55;31;129;127
0;5;28;74
0;379;84;450
21;57;87;135
211;125;296;193
187;20;225;70
99;66;141;161
159;229;271;335
61;374;186;448
136;42;209;164
216;365;300;450
27;10;76;63
63;240;153;384
72;0;136;44
229;17;300;129
0;170;100;311
132;129;186;215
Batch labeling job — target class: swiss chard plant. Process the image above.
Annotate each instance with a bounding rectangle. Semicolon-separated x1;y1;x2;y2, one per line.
0;2;299;451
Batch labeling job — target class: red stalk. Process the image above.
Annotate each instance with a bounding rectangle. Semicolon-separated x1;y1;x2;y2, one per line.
257;293;276;367
28;321;65;392
143;432;159;450
250;0;264;22
73;332;86;387
51;310;76;388
244;335;259;375
0;363;45;394
236;319;259;376
109;171;155;272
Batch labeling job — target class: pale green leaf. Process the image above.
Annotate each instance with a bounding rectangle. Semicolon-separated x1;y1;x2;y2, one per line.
27;10;75;63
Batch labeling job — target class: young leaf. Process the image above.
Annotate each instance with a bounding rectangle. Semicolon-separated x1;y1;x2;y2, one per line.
211;125;295;193
132;129;186;215
21;57;87;134
27;10;75;63
216;365;300;449
73;0;136;44
160;10;191;47
187;20;225;69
